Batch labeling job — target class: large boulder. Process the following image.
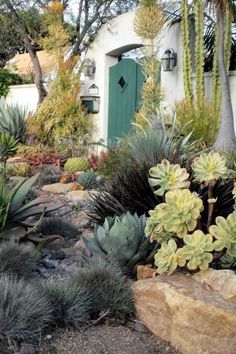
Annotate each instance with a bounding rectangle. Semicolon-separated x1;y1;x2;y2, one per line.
133;273;236;354
42;183;74;194
65;190;90;201
193;268;236;304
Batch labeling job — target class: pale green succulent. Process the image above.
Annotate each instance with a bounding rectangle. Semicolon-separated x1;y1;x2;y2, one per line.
154;239;186;275
209;212;236;255
149;159;190;196
178;231;214;270
192;151;229;185
146;189;203;240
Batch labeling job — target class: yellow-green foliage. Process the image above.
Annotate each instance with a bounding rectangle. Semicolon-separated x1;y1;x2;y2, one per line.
192;151;229;185
64;157;90;172
194;0;204;109
178;231;214;270
134;0;166;128
32;4;92;147
175;98;219;146
149;159;190;196
210;212;236;256
8;163;30;177
145;189;203;240
154;239;186;275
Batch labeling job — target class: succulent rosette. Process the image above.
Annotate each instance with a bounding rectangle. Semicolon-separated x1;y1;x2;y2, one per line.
149;160;190;196
148;189;203;238
192;151;229;185
209;211;236;255
178;230;214;270
154;239;186;275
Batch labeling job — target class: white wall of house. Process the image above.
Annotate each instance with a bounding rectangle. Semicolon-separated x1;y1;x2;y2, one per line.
6;84;39;114
5;11;236;141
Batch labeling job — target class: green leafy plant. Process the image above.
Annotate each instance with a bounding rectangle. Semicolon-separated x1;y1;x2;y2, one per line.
8;162;31;177
64;157;90;172
83;212;158;275
0;101;27;142
0;133;18;176
149;159;190;196
77;171;98;190
0;69;25;97
154;239;186;275
0;241;39;279
0;275;52;353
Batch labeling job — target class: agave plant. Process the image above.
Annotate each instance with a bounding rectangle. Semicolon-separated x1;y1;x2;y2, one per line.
77;171;98;190
0;133;18;177
192;151;229;185
0;101;27;142
83;212;158;275
0;173;63;239
149;159;190;196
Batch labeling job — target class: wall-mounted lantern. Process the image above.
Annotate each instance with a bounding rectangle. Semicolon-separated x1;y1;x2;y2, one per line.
161;49;177;72
81;96;100;114
83;59;96;79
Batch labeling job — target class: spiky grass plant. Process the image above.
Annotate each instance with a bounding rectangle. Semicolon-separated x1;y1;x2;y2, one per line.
38;280;92;327
0;241;39;279
37;217;81;239
72;258;135;320
0;275;52;353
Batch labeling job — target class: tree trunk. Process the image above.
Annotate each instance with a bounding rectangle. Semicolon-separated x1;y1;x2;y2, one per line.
214;9;236;151
26;46;48;104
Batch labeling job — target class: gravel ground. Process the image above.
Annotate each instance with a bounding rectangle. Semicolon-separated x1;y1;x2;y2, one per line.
39;324;180;354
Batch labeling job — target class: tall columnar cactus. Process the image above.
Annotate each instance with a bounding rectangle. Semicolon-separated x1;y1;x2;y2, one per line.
194;0;204;109
181;0;193;101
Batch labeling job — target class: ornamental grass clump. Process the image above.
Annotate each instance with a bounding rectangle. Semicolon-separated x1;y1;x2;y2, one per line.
146;152;236;275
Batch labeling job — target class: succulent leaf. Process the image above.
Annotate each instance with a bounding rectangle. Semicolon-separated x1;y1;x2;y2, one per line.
179;230;214;270
149;159;190;196
154;239;186;275
209;212;236;255
220;252;236;268
192;151;228;185
146;189;203;240
64;157;90;172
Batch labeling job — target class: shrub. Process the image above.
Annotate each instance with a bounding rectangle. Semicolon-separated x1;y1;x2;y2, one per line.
175;98;218;147
0;69;25;97
38;280;92;327
0;241;39;279
8;162;31;177
72;258;135;319
37;217;81;239
0;275;52;352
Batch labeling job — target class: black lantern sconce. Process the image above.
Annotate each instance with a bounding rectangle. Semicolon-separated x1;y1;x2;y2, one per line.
161;49;177;72
83;59;96;79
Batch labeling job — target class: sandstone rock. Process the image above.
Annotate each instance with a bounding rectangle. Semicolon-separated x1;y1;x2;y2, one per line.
72;211;90;227
133;273;236;354
193;268;236;304
42;183;74;194
136;265;158;280
65;190;90;201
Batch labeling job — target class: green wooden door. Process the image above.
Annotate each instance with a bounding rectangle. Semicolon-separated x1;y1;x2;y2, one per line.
108;59;144;141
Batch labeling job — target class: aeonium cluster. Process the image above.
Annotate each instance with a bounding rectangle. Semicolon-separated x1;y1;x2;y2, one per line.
145;151;236;275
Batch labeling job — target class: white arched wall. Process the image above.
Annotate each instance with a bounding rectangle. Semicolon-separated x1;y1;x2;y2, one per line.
83;11;183;142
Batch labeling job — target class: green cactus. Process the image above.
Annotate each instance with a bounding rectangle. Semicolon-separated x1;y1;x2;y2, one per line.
77;171;98;190
83;212;158;274
154;239;186;275
192;151;228;185
146;189;203;240
149;159;190;196
178;230;214;270
64;157;90;172
209;212;236;255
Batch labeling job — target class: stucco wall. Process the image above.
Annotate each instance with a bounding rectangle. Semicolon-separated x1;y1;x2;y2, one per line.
6;84;39;113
